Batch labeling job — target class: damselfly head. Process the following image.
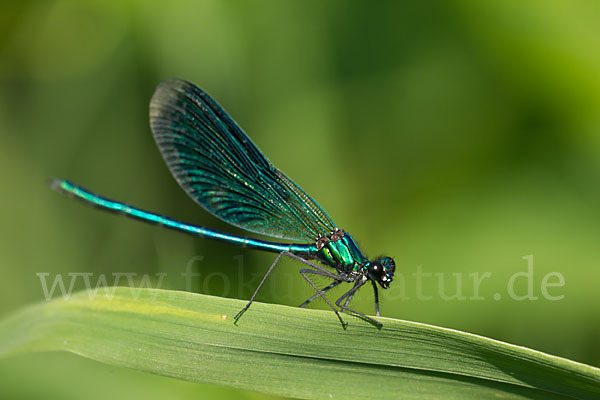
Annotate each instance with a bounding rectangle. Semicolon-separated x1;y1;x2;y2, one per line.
367;256;395;289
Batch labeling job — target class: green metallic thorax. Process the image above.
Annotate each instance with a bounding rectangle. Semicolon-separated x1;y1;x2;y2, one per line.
313;230;368;272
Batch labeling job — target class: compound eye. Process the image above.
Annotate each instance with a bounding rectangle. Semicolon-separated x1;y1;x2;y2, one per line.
368;262;384;277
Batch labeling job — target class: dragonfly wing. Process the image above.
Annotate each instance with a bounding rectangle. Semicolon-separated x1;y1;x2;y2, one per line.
149;78;336;241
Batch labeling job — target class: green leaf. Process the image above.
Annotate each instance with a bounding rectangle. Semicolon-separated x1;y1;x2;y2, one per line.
0;288;597;399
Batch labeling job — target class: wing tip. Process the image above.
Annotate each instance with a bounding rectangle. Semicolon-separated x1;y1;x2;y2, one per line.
152;78;207;102
149;78;207;121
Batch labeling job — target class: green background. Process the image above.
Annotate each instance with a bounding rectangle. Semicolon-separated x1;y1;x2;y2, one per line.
1;1;599;399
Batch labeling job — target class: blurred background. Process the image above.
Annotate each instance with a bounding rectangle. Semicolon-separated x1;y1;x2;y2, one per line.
1;0;599;398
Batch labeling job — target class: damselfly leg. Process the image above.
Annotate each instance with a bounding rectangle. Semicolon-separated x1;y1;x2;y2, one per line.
234;251;288;322
235;251;349;328
299;280;342;308
299;267;348;328
371;280;380;317
336;281;383;328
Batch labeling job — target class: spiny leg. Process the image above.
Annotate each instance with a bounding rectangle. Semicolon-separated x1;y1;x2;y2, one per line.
340;284;356;313
234;251;347;323
341;281;362;312
336;281;361;313
280;250;353;310
284;253;356;327
371;280;380;317
234;250;288;322
284;253;353;327
299;280;342;308
299;268;348;328
336;281;383;328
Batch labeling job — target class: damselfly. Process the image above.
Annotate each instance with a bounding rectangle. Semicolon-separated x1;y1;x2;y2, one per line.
51;79;395;328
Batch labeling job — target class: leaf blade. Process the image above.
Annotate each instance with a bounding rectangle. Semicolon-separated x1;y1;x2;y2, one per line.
0;288;597;400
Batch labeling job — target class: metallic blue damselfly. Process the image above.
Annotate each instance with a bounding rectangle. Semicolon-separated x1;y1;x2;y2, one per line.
50;79;395;328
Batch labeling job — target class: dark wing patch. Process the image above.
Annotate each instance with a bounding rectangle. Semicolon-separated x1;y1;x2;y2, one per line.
149;79;336;241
